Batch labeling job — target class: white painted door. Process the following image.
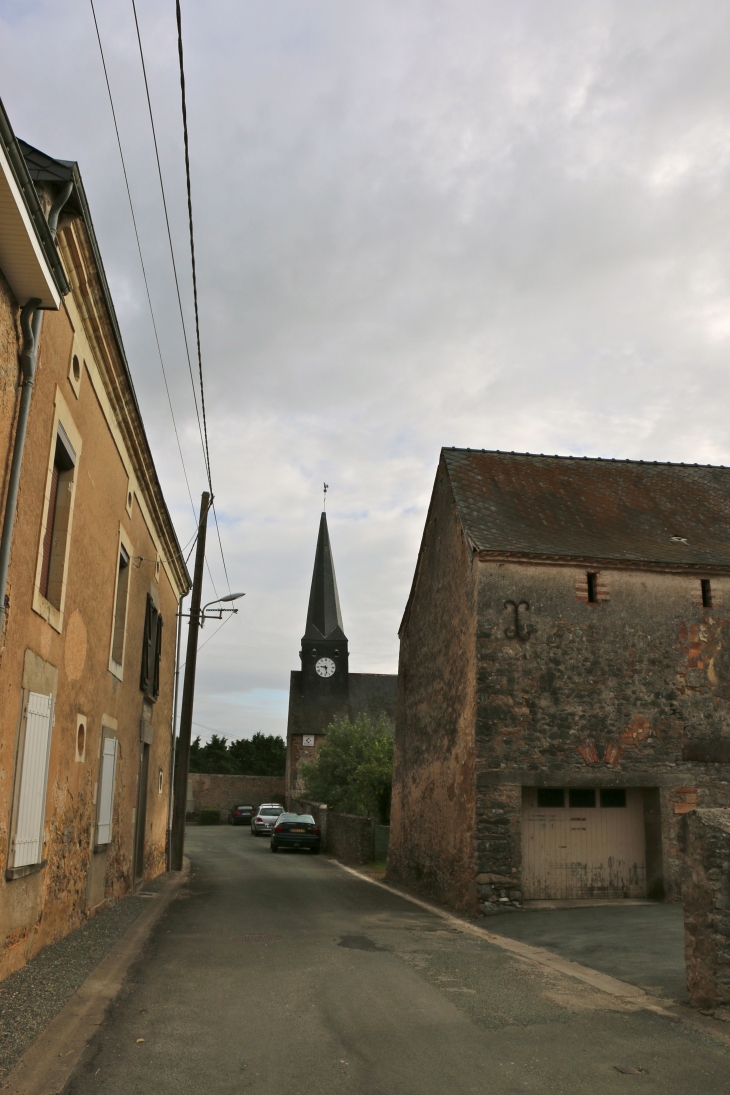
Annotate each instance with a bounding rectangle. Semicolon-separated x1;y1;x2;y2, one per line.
522;789;646;899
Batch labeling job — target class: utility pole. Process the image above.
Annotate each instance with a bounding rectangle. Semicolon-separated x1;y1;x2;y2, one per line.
170;490;210;870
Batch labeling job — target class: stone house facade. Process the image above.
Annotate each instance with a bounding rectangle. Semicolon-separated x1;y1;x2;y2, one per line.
285;512;396;806
389;448;730;915
0;103;189;979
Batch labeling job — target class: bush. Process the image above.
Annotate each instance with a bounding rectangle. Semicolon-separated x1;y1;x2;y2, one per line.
299;713;394;823
198;809;221;825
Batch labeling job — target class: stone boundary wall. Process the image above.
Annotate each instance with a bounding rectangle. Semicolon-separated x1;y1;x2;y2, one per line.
681;808;730;1010
291;799;381;865
188;774;286;819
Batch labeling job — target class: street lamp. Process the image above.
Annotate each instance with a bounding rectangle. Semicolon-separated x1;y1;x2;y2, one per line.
200;591;245;627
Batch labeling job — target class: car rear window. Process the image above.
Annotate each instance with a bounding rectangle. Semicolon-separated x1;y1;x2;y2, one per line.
235;806;253;810
260;808;282;816
296;815;315;824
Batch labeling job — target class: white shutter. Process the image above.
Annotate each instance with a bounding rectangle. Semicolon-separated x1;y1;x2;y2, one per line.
96;737;118;846
10;692;54;868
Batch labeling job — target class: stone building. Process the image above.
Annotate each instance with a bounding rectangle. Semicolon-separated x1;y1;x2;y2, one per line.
389;447;730;915
0;101;189;979
285;512;396;805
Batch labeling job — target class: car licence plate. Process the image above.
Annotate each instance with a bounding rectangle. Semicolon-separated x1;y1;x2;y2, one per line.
291;828;305;833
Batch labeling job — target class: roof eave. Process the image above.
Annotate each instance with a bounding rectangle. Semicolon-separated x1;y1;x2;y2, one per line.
0;99;68;306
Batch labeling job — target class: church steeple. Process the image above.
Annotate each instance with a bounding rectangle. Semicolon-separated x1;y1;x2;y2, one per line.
304;512;346;641
299;512;349;698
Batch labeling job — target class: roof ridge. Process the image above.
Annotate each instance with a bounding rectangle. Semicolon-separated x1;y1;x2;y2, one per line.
443;447;727;470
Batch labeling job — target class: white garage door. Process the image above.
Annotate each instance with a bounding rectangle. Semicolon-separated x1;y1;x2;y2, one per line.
522;788;646;900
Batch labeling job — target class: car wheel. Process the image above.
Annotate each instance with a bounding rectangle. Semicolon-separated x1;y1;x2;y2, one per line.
270;842;277;853
311;846;320;855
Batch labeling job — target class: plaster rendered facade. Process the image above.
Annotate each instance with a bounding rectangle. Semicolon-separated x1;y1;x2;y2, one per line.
390;449;730;915
0;110;188;979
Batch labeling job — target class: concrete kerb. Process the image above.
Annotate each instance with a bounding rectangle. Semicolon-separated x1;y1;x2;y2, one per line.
1;861;190;1095
330;860;683;1020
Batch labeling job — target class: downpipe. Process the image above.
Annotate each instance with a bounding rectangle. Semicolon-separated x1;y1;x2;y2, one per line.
0;180;72;628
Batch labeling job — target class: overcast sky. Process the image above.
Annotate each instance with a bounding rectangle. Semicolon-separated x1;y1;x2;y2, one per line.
2;0;730;741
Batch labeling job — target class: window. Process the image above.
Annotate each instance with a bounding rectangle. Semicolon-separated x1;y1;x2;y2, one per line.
587;573;598;604
8;692;54;870
96;736;118;846
537;788;565;808
569;788;596;808
600;788;627;808
40;426;76;609
701;579;712;609
111;547;130;666
140;595;163;699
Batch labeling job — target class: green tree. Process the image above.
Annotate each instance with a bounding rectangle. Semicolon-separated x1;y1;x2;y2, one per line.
188;733;286;776
299;713;394;823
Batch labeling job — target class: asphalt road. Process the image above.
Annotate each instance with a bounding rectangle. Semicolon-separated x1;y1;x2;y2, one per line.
489;903;687;1002
65;826;730;1095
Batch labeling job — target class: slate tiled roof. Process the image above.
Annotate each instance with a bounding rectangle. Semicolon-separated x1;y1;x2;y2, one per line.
443;448;730;569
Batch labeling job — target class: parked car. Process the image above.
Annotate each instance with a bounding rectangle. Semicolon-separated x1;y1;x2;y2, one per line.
228;805;254;826
270;813;321;854
251;804;284;836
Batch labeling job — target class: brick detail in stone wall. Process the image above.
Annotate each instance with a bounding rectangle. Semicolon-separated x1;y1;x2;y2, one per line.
680;808;730;1011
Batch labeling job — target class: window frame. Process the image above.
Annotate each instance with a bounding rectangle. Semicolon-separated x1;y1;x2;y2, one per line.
32;389;82;633
108;526;134;680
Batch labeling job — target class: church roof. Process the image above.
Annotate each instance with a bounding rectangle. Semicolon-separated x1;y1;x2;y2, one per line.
303;512;346;640
443;448;730;570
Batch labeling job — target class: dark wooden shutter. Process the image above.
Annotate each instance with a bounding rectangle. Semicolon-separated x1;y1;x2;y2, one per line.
40;463;60;599
140;595;153;693
153;614;163;698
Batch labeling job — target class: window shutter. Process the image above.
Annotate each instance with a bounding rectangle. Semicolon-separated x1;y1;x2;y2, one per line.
96;737;118;846
10;692;54;868
140;595;152;692
153;614;163;698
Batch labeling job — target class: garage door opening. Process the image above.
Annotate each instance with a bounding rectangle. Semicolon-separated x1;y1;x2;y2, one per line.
521;787;648;900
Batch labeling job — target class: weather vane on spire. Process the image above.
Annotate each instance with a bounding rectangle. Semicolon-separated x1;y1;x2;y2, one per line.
323;482;329;510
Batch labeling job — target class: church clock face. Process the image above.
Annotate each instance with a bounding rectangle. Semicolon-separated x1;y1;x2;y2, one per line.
315;657;336;678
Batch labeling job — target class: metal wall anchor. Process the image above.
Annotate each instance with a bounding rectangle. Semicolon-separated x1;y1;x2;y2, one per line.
504;600;530;641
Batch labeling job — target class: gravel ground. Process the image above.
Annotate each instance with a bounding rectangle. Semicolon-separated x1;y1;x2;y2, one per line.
0;873;170;1079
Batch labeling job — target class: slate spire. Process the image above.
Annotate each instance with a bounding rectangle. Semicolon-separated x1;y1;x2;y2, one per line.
304;512;346;640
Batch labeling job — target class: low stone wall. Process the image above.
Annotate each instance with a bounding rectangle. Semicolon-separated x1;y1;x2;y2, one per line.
188;774;286;819
680;808;730;1010
291;798;380;865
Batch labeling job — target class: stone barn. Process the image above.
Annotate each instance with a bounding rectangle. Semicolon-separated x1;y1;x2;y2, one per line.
389;448;730;915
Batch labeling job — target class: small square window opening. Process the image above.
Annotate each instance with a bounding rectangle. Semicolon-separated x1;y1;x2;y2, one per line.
537;788;565;808
600;788;627;808
701;579;712;609
568;788;596;808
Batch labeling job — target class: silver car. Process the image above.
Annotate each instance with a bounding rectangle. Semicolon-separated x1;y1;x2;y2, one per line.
251;804;284;836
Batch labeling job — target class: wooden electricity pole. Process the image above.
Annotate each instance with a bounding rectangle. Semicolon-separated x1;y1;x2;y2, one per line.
170;490;210;870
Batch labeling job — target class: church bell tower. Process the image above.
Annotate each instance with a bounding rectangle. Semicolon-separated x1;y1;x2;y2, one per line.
299;512;349;704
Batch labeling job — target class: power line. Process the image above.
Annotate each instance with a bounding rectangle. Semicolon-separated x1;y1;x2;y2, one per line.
133;0;232;595
89;0;198;532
